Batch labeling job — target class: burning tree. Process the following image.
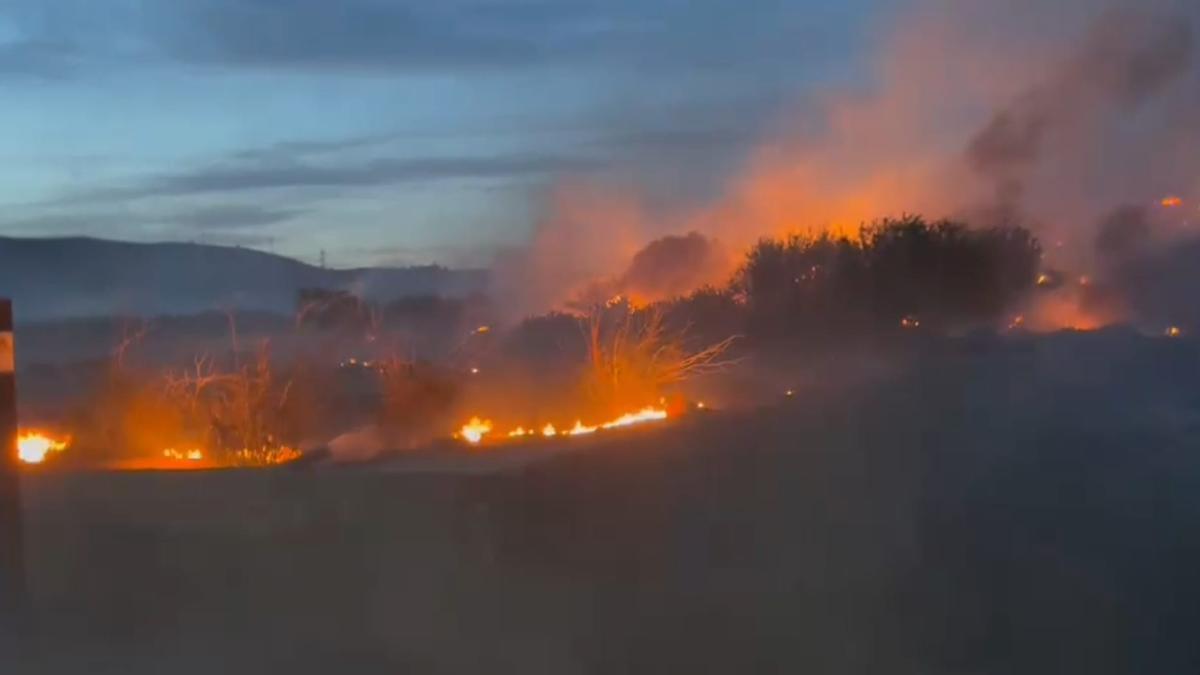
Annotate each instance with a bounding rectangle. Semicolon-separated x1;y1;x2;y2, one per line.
163;341;300;466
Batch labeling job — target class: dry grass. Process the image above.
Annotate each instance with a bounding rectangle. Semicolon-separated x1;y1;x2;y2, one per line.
583;303;738;412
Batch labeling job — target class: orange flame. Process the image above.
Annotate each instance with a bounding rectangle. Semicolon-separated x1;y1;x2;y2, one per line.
162;448;205;462
457;417;493;444
17;431;69;465
567;420;599;436
455;406;669;445
1161;196;1183;208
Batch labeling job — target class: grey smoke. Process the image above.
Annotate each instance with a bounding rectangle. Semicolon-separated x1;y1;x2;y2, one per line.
967;10;1195;217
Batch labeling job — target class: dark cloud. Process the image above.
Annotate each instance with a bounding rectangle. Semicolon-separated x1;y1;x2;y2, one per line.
2;0;866;76
77;153;601;202
0;205;300;238
231;134;400;162
168;205;302;230
0;39;81;78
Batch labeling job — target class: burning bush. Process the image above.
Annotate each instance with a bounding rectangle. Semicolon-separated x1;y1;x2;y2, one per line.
582;301;737;413
163;342;300;466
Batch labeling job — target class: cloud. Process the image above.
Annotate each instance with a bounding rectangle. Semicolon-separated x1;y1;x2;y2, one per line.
0;39;80;78
2;0;870;77
167;205;302;230
75;153;601;202
0;204;301;238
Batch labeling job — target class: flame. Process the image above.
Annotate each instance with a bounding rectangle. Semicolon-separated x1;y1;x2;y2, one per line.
567;420;598;436
1161;196;1183;208
599;406;668;429
457;417;493;444
1165;326;1183;338
475;325;491;334
455;406;669;445
162;447;205;462
17;432;69;464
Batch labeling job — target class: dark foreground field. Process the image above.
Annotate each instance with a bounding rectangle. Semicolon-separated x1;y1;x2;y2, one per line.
8;331;1200;673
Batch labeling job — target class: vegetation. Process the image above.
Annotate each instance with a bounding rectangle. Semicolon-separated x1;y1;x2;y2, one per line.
732;215;1041;339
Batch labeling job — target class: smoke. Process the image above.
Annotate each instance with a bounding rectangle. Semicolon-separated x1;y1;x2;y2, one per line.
568;232;733;309
498;0;1200;318
967;10;1194;222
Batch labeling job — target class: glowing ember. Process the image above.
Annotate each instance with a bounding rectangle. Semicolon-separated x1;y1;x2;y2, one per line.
475;325;491;334
469;367;480;375
567;420;598;436
1165;326;1183;338
785;389;795;397
1161;196;1183;208
900;315;921;329
1036;273;1052;286
457;417;493;444
17;432;69;464
1008;315;1026;331
541;423;558;437
696;401;707;410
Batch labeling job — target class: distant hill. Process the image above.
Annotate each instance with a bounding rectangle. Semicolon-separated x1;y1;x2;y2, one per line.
0;236;488;321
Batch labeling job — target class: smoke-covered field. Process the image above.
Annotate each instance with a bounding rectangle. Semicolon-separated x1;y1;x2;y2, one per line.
7;328;1200;674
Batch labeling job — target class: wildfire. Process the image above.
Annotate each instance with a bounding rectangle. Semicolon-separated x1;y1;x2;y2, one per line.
456;406;669;445
17;431;69;465
567;420;598;436
457;417;493;443
1161;196;1183;208
162;447;204;462
599;406;668;429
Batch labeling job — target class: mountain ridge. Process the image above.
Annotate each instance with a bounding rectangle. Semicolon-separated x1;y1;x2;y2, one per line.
0;236;488;321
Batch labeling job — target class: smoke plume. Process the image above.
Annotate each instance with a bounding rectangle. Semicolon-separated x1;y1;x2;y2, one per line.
498;0;1200;318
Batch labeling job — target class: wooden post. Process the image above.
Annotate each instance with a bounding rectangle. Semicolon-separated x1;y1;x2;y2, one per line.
0;299;25;625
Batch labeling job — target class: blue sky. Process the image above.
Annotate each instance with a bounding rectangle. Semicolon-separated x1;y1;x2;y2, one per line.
0;0;887;267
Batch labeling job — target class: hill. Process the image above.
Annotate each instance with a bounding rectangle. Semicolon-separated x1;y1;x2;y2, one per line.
0;236;487;321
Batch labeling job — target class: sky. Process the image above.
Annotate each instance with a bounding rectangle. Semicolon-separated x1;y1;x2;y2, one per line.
0;0;886;268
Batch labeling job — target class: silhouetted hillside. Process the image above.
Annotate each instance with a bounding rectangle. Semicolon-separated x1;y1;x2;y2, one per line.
0;237;487;320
